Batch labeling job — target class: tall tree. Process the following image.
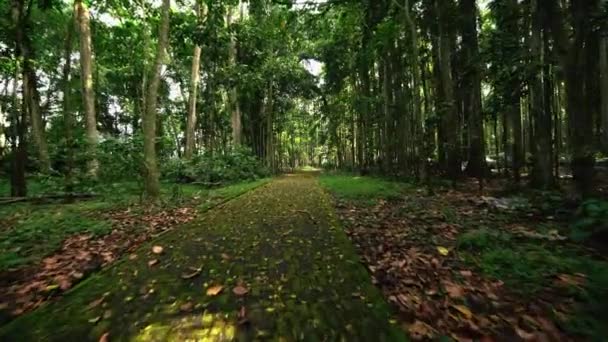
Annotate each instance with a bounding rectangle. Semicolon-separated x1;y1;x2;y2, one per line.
601;0;608;153
142;0;171;200
435;0;460;179
10;0;27;196
529;0;554;188
75;0;99;177
548;0;600;196
16;0;51;172
229;1;243;146
185;1;204;159
62;9;76;192
461;0;486;177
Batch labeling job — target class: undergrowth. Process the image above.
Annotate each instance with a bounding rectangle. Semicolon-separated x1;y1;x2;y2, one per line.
457;228;608;338
319;173;411;202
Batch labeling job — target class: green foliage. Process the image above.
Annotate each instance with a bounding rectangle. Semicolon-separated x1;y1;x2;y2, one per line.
0;203;112;271
97;136;145;182
319;174;410;201
457;227;608;339
570;199;608;242
161;147;269;185
457;228;512;250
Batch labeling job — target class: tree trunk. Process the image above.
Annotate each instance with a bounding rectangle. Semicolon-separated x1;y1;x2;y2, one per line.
75;0;99;178
435;0;460;179
229;2;242;146
142;0;171;201
601;2;608;153
548;0;598;196
10;0;27;196
460;0;487;178
530;0;554;188
185;2;205;159
16;0;50;172
63;10;76;192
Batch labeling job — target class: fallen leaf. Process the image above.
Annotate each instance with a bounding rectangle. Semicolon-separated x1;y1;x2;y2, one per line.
233;285;249;296
99;332;109;342
408;320;434;340
180;302;194;312
88;316;101;324
152;246;164;254
437;246;450;256
460;270;473;277
452;304;473;319
444;282;465;298
181;266;202;280
206;285;224;296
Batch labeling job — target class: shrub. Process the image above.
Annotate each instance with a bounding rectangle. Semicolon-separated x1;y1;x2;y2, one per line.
570;199;608;242
161;147;269;186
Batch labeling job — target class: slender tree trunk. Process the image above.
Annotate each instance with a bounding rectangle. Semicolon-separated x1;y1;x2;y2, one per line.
75;0;99;177
10;0;27;196
548;0;598;196
16;0;50;172
62;10;76;192
530;0;554;188
185;2;205;159
436;0;460;179
460;0;486;177
229;2;243;146
142;0;171;201
601;3;608;153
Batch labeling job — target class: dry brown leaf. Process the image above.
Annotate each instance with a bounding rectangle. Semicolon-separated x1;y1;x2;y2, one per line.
460;270;473;277
444;282;465;299
233;285;249;296
99;332;110;342
206;285;224;296
408;320;435;340
179;302;194;312
452;304;473;319
181;267;202;280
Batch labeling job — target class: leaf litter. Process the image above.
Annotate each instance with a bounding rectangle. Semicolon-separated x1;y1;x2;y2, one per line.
0;205;195;321
333;185;603;340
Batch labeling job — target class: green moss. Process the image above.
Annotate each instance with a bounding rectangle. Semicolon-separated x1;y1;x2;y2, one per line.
0;175;405;341
319;174;411;201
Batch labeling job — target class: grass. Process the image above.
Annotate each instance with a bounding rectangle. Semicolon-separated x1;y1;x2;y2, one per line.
0;178;271;272
319;173;411;202
457;229;608;339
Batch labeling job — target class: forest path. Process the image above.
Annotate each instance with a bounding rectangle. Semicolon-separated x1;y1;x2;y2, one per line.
1;172;405;341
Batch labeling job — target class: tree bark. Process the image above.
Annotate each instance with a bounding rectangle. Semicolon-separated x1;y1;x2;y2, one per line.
75;0;99;178
229;2;242;146
435;0;460;179
601;1;608;153
10;0;27;196
16;0;50;172
460;0;487;178
142;0;171;201
62;9;76;192
530;0;554;188
185;2;205;159
547;0;598;196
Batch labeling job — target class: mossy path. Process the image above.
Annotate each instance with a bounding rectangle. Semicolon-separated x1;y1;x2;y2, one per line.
0;173;405;341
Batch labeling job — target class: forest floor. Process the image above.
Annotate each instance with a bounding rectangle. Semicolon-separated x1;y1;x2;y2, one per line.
321;173;608;341
1;172;607;341
0;173;405;341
